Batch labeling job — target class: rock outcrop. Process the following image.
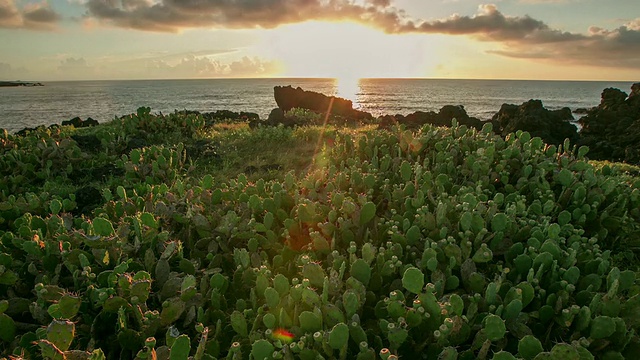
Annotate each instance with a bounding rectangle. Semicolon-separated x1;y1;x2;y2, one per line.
578;84;640;164
200;110;259;124
492;100;579;146
274;86;373;121
0;81;43;87
62;117;99;128
378;105;486;130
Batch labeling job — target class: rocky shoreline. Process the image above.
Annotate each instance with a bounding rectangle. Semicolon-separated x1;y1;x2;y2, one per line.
0;81;44;87
7;82;640;165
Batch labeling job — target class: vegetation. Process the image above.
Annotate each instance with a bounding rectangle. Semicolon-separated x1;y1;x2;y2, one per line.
1;108;640;360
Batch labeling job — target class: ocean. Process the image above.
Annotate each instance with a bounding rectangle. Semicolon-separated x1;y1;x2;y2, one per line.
0;78;634;133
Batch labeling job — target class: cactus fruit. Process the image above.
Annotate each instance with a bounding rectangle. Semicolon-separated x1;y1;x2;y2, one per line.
47;319;75;351
483;315;506;342
518;335;543;360
402;267;424;294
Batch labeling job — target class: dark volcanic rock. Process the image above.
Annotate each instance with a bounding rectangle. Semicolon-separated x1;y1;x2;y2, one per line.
62;116;99;128
15;125;46;136
200;110;260;124
381;105;486;130
274;86;373;121
578;83;640;164
62;117;84;128
492;99;578;146
0;81;43;87
267;108;286;124
84;117;99;127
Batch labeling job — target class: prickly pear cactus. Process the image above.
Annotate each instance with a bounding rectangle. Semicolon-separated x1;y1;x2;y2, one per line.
169;334;190;360
46;319;75;352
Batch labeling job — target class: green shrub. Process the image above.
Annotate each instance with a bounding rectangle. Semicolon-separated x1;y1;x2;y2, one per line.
1;115;639;359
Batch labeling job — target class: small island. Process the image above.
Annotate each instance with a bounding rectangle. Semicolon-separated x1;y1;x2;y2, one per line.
0;81;44;87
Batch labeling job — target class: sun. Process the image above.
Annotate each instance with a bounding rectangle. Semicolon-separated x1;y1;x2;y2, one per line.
258;21;443;79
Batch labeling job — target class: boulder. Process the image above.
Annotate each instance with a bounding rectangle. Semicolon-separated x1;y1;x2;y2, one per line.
62;117;84;128
628;82;640;107
62;116;99;128
492;99;578;146
578;83;640;164
267;108;285;124
274;86;373;121
382;105;486;130
600;88;628;110
84;117;99;127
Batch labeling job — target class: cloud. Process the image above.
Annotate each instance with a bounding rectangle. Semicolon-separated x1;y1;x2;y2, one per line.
0;0;61;30
58;57;91;71
0;61;30;79
485;17;640;69
80;1;640;69
47;53;280;79
145;55;281;78
387;4;640;69
83;0;410;32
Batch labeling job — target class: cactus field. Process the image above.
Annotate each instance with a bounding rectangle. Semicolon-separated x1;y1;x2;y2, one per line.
1;108;640;359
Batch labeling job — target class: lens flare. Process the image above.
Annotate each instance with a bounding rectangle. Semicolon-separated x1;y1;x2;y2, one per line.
273;328;295;343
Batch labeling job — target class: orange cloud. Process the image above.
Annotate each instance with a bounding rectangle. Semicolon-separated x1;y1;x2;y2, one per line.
0;0;61;30
78;1;640;69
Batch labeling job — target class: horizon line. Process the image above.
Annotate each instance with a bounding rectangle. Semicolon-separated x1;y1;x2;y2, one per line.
5;76;637;83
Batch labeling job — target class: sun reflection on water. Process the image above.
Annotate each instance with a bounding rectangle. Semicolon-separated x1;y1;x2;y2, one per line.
334;76;362;108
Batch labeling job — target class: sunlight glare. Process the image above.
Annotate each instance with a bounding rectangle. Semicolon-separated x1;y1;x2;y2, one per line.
334;76;361;105
258;21;445;79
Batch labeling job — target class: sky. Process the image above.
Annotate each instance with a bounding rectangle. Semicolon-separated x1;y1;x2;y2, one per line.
0;0;639;81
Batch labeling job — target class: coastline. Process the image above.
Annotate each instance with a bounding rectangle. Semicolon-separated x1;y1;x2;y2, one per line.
0;81;44;87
